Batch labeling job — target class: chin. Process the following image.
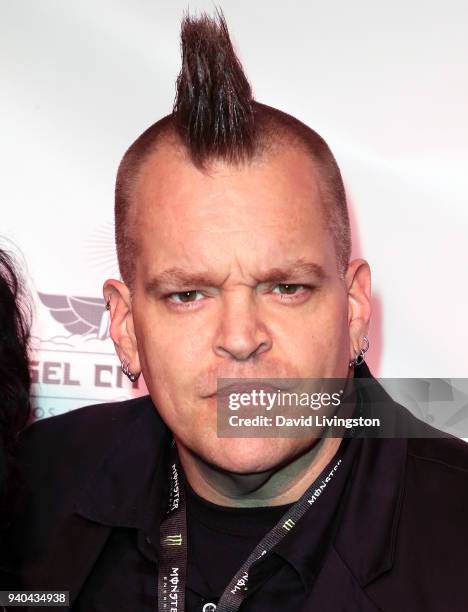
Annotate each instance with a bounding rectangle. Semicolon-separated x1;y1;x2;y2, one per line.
201;436;300;475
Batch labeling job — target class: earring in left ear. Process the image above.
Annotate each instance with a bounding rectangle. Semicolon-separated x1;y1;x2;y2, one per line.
349;336;370;368
121;359;140;383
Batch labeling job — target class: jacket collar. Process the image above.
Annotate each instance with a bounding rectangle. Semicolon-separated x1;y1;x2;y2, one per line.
333;362;408;586
75;396;173;535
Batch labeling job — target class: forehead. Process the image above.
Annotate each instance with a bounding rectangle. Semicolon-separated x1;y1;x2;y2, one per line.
131;144;335;277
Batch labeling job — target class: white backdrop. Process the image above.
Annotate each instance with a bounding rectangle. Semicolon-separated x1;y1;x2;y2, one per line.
2;1;467;420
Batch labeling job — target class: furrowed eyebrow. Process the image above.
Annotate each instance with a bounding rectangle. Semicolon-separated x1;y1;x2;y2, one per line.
257;261;327;283
144;268;217;294
144;260;327;294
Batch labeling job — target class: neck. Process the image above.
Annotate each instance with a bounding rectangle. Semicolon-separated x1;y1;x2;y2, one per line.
175;436;343;508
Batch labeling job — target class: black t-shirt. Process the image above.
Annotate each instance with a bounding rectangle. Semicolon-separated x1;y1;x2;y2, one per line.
182;436;360;611
185;479;295;607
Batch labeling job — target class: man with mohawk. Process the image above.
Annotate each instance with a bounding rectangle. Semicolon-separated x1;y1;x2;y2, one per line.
2;11;468;612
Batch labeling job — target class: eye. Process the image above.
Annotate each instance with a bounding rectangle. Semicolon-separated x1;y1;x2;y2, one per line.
167;290;204;304
272;283;305;296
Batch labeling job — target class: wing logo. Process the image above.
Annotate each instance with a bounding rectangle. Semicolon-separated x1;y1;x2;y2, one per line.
38;292;110;340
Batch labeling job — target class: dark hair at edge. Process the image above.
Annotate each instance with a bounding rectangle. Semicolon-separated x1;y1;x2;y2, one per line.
115;9;351;289
0;249;31;526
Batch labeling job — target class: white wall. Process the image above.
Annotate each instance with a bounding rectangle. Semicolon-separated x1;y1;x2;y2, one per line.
1;1;467;419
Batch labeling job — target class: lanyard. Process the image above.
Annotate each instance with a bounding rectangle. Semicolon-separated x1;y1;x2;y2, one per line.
157;437;350;612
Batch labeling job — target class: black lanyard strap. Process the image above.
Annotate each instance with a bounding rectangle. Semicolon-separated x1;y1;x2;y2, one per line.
158;441;188;612
158;437;350;612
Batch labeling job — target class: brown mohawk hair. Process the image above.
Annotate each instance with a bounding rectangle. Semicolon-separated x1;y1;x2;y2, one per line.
173;10;255;165
115;10;351;288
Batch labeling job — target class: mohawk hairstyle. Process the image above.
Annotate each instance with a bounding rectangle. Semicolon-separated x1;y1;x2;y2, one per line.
115;10;351;288
173;10;255;166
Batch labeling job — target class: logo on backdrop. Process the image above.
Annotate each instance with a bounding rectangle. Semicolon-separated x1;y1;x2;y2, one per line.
30;291;145;422
38;292;111;339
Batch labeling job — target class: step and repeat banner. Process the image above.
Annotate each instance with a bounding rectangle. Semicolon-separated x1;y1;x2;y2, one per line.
2;1;467;422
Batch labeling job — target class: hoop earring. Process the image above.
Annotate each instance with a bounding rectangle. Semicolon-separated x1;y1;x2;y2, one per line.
121;359;140;383
349;336;369;368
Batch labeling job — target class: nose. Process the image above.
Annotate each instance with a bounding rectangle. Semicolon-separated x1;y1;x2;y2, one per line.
213;290;272;361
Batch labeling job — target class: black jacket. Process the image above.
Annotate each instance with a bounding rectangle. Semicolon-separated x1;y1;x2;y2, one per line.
1;363;468;611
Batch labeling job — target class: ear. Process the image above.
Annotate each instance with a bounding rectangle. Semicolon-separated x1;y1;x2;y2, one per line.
103;279;141;377
345;259;372;363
